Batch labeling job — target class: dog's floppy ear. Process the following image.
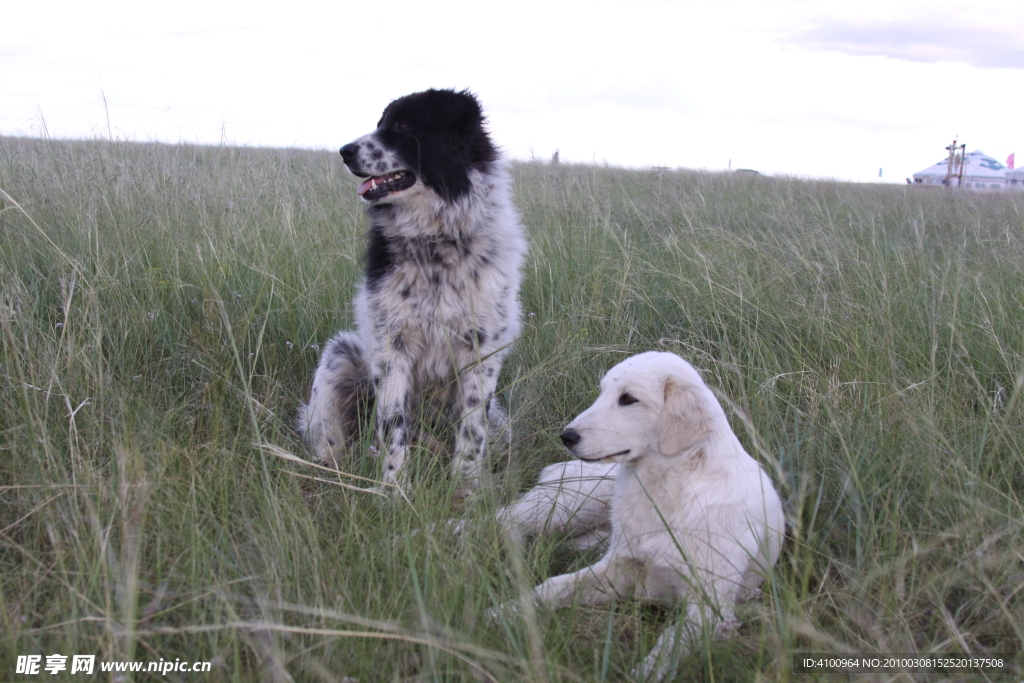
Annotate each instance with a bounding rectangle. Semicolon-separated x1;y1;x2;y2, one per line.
657;376;711;455
426;90;482;129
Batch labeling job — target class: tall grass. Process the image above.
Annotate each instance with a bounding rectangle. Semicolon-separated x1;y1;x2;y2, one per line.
1;135;1022;681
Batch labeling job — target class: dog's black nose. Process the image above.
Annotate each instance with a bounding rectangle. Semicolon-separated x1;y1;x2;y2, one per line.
559;428;581;448
340;143;358;162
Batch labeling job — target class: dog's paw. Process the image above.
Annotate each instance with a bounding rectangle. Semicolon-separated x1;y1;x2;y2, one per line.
375;484;407;503
453;478;505;507
714;616;741;635
630;648;681;683
452;484;477;505
379;469;411;496
444;518;467;536
311;455;336;469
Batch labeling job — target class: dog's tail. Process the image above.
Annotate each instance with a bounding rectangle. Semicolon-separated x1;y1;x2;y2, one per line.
297;331;372;466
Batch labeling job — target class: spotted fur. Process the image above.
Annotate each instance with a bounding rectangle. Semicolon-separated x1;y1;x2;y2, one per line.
297;89;527;493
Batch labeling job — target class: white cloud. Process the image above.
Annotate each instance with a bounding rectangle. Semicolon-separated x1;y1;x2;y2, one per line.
792;19;1024;69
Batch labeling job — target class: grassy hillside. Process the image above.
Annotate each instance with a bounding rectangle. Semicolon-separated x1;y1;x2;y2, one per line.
1;136;1022;681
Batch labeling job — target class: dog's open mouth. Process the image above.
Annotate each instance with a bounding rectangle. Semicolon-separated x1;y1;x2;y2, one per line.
357;170;416;200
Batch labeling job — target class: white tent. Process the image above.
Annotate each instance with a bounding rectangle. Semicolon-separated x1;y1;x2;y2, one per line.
912;150;1006;190
1006;165;1024;190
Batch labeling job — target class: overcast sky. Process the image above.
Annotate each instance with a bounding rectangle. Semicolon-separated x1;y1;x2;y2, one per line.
3;0;1022;183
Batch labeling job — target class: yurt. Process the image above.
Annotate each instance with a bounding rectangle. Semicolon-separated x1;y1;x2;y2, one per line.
1006;165;1024;190
912;150;1007;190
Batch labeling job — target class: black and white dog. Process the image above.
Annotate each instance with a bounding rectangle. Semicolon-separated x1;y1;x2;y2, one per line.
298;89;527;495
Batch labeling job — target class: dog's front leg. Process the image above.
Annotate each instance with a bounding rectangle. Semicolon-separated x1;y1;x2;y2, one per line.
631;619;693;682
494;460;616;546
631;602;739;682
452;355;502;490
488;557;632;624
631;573;743;681
373;355;413;489
532;557;634;609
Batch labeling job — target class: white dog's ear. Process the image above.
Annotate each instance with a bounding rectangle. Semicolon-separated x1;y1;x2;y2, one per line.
657;378;711;455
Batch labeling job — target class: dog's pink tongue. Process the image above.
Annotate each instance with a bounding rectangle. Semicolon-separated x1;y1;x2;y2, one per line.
357;178;374;195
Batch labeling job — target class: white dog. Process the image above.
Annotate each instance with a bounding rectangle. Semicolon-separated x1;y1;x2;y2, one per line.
488;351;785;680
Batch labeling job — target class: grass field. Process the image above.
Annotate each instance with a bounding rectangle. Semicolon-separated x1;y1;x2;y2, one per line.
1;135;1022;682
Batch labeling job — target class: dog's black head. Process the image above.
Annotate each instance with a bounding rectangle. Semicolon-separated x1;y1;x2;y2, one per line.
339;88;498;204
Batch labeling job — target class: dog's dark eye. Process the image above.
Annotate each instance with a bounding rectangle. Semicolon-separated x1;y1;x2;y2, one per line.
394;121;410;133
618;393;639;406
